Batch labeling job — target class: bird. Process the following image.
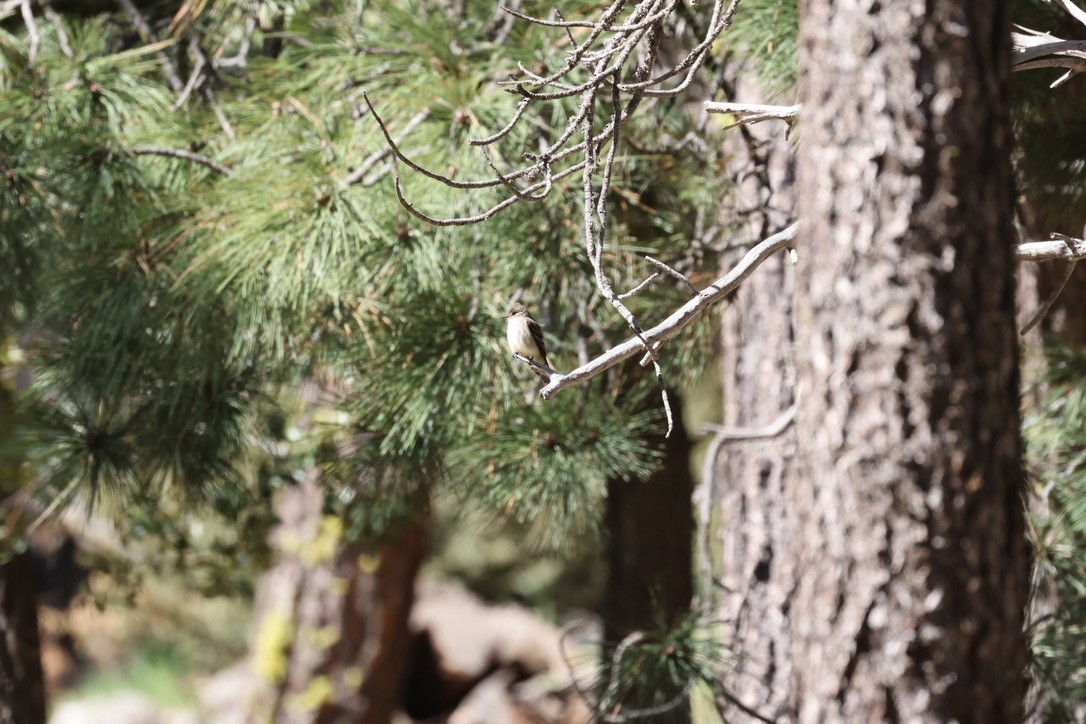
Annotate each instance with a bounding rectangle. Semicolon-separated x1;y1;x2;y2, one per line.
499;302;550;379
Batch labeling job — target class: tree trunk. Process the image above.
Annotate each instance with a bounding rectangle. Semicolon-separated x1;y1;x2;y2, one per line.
247;469;426;724
0;380;46;724
603;394;694;642
0;553;47;724
715;2;1029;720
709;62;799;721
784;0;1028;719
713;252;798;721
602;393;694;720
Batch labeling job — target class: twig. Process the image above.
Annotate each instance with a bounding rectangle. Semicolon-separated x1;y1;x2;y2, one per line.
598;630;695;723
174;32;207;109
128;145;233;176
19;0;39;65
116;0;184;93
705;101;801;126
216;15;257;68
516;0;631;89
512;352;556;381
500;4;595;28
1020;235;1083;335
558;619;601;709
1021;258;1077;336
342;108;430;187
539;223;799;399
696;402;798;599
602;681;694;722
621;0;735;96
366;93;507;189
618;272;661;299
43;5;73;60
601;631;646;711
390;159;586;226
1054;0;1086;29
206;89;236;139
470;98;530;146
644;255;699;294
700;401;798;439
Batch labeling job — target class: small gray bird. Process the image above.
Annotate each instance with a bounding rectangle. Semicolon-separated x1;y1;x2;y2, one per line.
500;302;550;378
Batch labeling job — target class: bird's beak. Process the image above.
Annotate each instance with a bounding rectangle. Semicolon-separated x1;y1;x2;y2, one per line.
498;312;511;319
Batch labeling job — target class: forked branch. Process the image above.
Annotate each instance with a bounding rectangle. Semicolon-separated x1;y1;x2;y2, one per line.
539;223;799;398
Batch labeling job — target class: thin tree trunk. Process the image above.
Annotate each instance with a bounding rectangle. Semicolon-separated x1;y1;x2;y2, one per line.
0;553;46;724
247;468;426;724
602;392;694;721
0;380;46;724
604;394;694;642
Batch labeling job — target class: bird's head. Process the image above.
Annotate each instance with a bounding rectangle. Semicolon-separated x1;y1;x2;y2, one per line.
499;302;530;319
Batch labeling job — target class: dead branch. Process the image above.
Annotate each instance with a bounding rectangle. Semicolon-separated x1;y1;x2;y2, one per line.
128;145;233;176
539;223;799;399
1016;233;1086;262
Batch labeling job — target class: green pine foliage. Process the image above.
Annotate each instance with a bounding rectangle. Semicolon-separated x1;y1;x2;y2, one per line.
1;0;727;572
727;0;798;100
1025;342;1086;722
590;607;740;723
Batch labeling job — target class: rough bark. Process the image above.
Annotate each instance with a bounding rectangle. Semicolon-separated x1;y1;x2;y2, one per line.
708;60;799;720
0;553;47;724
715;2;1029;721
785;0;1029;720
247;469;426;724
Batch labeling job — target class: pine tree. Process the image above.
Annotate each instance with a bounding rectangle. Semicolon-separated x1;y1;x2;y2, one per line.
1;1;729;719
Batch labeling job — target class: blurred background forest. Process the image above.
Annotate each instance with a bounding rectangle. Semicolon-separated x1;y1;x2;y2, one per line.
0;0;1084;722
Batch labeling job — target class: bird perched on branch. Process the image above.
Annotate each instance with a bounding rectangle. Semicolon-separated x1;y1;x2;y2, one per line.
500;303;551;380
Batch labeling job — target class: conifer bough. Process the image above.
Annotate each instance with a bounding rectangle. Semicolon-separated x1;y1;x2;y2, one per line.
369;0;753;433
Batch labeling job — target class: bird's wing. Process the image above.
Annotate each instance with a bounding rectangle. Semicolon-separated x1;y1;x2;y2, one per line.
528;318;549;368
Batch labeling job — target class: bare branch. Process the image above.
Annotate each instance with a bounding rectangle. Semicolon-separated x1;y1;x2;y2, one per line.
701;401;798;439
696;401;797;614
173;30;207;109
1016;233;1086;261
470;98;530;146
1017;233;1086;334
558;620;601;710
44;5;73;59
365;93;506;190
1021;258;1077;336
116;0;184;93
341;108;430;187
618;272;661;300
705;101;801;126
1054;0;1086;29
19;0;39;64
512;352;556;380
601;632;645;711
207;92;236;139
539;223;799;399
620;0;737;97
500;4;595;28
1012;29;1086;78
598;630;694;723
644;255;699;294
521;0;631;88
480;146;551;202
128;145;233;176
390;159;586;226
